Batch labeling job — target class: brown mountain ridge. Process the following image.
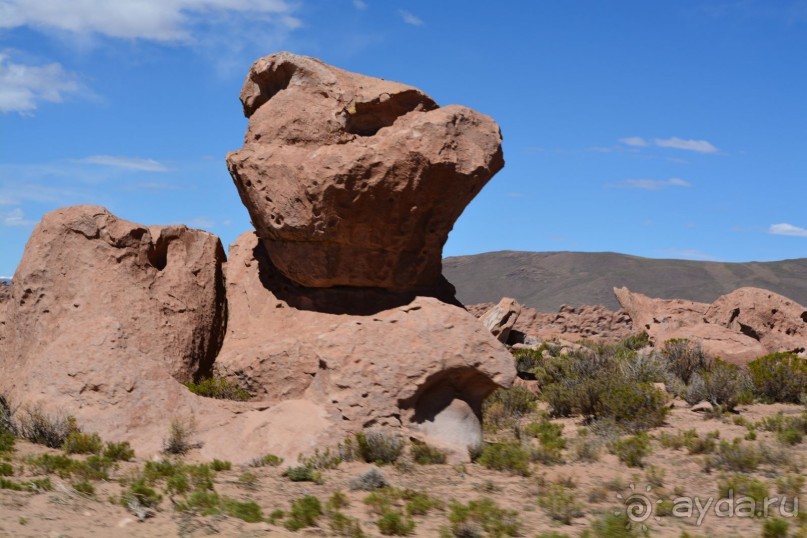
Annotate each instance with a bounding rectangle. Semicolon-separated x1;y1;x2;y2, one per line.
443;250;807;311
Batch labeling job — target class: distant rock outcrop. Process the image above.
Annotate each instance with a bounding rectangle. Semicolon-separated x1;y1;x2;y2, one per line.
227;52;504;291
615;286;807;364
0;54;514;461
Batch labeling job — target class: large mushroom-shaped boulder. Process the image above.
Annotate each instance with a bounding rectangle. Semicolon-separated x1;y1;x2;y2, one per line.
226;52;504;290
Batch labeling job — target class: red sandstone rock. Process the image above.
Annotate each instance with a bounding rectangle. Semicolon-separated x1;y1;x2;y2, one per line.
479;297;521;343
227;52;504;290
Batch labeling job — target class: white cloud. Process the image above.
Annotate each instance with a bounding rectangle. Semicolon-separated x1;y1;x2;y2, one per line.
654;137;719;154
353;0;367;9
619;136;649;147
1;208;34;227
398;10;424;26
0;51;84;113
77;155;170;172
769;223;807;237
0;0;298;41
188;216;216;229
610;178;692;190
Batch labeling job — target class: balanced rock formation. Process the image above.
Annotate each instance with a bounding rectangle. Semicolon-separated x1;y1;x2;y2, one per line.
615;286;806;364
0;55;515;461
226;52;504;290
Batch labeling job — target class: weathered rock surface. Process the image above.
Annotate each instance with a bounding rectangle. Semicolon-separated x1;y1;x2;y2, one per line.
0;283;9;350
614;286;807;364
0;207;515;461
226;52;504;290
468;301;633;344
214;232;516;452
479;297;521;343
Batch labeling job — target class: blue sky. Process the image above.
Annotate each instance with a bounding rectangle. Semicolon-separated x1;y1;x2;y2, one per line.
1;0;806;277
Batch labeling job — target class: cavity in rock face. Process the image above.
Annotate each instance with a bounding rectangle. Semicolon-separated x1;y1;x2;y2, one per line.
226;52;504;291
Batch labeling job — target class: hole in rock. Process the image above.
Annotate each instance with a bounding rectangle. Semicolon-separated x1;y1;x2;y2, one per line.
147;237;169;271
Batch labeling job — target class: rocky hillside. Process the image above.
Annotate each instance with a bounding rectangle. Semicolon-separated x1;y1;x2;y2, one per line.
443;251;807;311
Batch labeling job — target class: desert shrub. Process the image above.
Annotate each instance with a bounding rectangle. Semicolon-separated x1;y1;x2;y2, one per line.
776;473;805;497
538;484;583;524
0;478;22;491
686;430;718;455
163;416;198;455
285;495;323;531
595;382;668;431
686;359;750;411
103;441;135;461
483;385;537;431
210;459;231;472
176;490;221;515
329;510;365;537
524;418;566;464
237;471;258;489
26;453;77;477
748;352;807;403
476;442;530;476
349;467;388;491
377;510;415;536
222;498;264;523
446;498;521;537
645;465;665;487
72;480;95;496
121;479;162;509
73;454;114;481
0;430;14;453
0;395;15;437
609;433;651;468
762;519;790;538
16;405;77;448
410;441;447;465
250;453;283;467
717;474;769;505
405;491;442;516
355;430;404;465
62;432;103;455
299;447;342;470
283;465;322;483
621;332;651;351
660;338;710;383
327;491;350;510
706;439;760;472
185;377;250;401
572;429;601;462
583;513;636;537
0;462;13;477
756;412;807;445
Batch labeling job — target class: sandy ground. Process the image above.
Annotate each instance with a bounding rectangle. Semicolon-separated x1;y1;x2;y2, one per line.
1;403;805;537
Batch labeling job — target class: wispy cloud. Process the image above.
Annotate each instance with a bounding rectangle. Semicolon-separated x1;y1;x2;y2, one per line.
398;10;424;26
128;181;192;190
77;155;170;172
0;51;85;113
654;137;719;154
1;208;34;227
187;216;216;229
610;178;692;190
0;0;299;42
619;136;649;147
353;0;368;9
769;223;807;237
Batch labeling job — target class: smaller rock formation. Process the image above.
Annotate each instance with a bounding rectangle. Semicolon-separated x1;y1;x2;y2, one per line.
615;286;807;364
479;298;521;343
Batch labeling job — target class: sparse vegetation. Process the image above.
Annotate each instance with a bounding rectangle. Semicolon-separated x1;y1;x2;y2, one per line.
748;352;807;403
285;495;323;531
15;405;77;448
609;433;651;468
184;377;251;401
477;442;531;476
445;497;521;537
354;430;404;465
537;483;583;524
410;440;447;464
163;416;197;455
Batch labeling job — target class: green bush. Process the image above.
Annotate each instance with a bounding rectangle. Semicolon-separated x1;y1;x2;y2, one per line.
749;352;807;403
222;498;264;523
283;466;322;483
538;484;583;524
410;441;446;465
185;377;250;401
0;462;13;476
121;480;162;509
524;418;566;464
250;453;283;467
707;439;760;472
447;498;521;537
72;481;95;496
355;430;404;465
329;510;365;537
482;386;537;431
476;442;531;476
582;513;636;537
609;433;651;468
16;406;77;448
686;359;750;411
0;430;14;453
762;519;789;538
285;495;323;531
211;459;232;472
717;474;768;505
660;338;710;384
163;416;197;455
376;510;415;536
595;382;668;431
62;432;103;455
103;441;135;461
